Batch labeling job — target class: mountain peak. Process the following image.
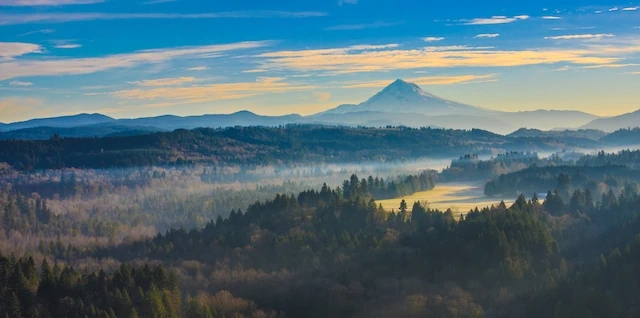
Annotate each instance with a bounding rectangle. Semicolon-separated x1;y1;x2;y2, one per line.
316;78;486;116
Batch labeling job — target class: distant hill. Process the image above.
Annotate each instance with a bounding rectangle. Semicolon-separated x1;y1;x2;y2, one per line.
499;110;599;132
115;111;303;130
599;128;640;146
0;125;162;140
509;128;607;140
309;111;513;132
0;126;601;170
0;113;115;132
581;109;640;132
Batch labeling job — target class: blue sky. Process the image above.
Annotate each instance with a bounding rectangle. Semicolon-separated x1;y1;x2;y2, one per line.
1;0;639;122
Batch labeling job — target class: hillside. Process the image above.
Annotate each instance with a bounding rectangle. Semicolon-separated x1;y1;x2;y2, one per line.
0;125;600;170
0;113;115;132
599;128;640;146
582;109;640;131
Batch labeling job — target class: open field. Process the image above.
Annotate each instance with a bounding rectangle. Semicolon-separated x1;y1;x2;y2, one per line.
377;182;515;216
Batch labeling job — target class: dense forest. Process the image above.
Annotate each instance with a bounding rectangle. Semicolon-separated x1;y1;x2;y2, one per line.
3;147;640;317
4;179;639;317
484;165;640;197
0;125;606;170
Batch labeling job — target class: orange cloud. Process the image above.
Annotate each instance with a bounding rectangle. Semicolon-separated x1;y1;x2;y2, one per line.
129;77;197;87
342;74;498;88
257;45;622;74
113;77;315;104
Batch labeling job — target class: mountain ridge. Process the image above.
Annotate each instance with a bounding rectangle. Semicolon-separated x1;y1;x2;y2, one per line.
1;79;621;135
581;109;640;132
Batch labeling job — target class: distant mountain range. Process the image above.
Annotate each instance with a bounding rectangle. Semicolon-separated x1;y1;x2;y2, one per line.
1;79;638;138
581;109;640;132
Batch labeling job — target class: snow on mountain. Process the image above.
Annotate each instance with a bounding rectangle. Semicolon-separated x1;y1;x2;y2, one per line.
316;79;490;116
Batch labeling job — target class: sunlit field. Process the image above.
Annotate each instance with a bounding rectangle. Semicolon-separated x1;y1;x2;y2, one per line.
377;182;515;216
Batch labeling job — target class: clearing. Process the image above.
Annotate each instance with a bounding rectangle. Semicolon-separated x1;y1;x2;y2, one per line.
377;182;514;216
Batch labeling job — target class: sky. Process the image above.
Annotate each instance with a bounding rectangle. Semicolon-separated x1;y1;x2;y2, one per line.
1;0;639;122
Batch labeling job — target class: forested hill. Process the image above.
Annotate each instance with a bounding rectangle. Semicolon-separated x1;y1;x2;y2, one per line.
0;125;600;170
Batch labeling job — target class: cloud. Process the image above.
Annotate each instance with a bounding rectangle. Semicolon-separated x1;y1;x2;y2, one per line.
326;21;402;31
314;92;331;101
0;0;102;6
474;33;500;38
542;16;562;19
187;66;209;71
255;43;625;74
18;28;55;36
554;66;571;71
9;80;33;86
54;43;81;49
242;69;268;73
622;6;639;11
338;0;357;5
609;7;619;11
128;77;197;87
544;34;614;40
462;15;529;25
581;63;640;69
343;74;498;88
423;37;445;42
0;42;42;60
0;41;271;80
113;77;315;105
0;11;328;25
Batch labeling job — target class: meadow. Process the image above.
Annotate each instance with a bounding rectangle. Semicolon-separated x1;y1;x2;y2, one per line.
377;182;515;215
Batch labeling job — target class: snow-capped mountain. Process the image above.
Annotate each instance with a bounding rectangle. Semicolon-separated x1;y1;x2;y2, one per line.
317;79;490;116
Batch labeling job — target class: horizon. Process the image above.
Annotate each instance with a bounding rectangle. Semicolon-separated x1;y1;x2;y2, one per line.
1;1;640;122
1;78;637;124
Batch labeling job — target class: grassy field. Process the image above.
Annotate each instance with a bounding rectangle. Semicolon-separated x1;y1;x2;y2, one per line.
377;182;514;216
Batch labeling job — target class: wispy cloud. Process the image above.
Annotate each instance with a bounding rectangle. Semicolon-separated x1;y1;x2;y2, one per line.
337;0;357;5
9;80;33;86
326;21;401;31
18;28;55;36
423;37;445;42
343;74;498;88
242;69;268;73
544;33;614;40
609;7;619;11
113;77;314;105
622;6;639;11
256;43;625;74
52;40;82;49
0;41;271;80
581;63;640;69
0;11;329;25
462;15;529;25
187;66;208;71
0;0;103;6
0;42;42;60
474;33;500;39
129;77;197;87
542;16;562;19
55;43;82;49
